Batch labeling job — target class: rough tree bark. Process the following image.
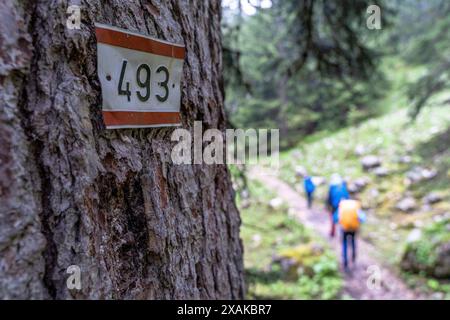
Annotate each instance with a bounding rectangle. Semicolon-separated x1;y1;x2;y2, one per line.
0;0;244;299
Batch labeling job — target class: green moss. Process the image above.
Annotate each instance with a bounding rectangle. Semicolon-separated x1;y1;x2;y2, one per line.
408;240;438;267
402;217;450;284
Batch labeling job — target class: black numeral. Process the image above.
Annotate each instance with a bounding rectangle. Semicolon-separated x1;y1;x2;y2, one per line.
156;66;170;102
118;60;131;102
136;64;151;102
117;62;170;103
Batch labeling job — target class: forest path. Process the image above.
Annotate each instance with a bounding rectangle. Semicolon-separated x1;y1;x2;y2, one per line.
251;168;421;300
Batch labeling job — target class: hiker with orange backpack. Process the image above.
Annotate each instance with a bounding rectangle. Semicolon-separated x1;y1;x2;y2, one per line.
327;174;350;237
335;199;367;271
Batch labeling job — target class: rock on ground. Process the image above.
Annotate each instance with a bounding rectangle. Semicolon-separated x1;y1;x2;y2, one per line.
361;155;381;171
348;177;370;193
295;166;307;177
398;155;412;164
269;197;284;209
406;229;422;243
396;197;417;212
406;167;438;185
423;192;443;205
401;241;450;279
373;167;390;177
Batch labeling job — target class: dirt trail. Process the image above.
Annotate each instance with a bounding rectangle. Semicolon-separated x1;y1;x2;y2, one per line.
251;168;421;300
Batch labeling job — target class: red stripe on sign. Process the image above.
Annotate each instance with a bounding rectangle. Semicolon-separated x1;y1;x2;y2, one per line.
95;26;185;59
102;111;181;127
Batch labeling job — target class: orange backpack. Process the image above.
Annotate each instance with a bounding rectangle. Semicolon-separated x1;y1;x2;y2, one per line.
338;200;361;231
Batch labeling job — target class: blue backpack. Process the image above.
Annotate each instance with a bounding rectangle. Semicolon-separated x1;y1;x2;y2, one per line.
304;177;315;193
328;182;349;209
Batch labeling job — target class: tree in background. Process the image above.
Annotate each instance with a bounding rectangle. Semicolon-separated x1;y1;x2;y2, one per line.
391;0;450;118
223;0;390;147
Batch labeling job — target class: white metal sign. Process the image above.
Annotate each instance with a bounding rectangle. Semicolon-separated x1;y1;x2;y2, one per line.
95;23;185;129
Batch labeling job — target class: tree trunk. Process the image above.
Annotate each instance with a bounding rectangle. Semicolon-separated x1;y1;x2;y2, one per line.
0;0;244;299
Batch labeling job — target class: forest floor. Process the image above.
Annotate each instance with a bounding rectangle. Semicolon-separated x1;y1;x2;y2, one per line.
251;167;423;299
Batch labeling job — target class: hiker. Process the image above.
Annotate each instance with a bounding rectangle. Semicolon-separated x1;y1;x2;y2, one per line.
335;199;366;271
303;175;316;209
327;174;349;237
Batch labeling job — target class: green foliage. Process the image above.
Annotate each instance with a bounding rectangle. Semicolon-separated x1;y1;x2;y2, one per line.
223;1;450;145
246;258;342;300
403;271;450;297
278;104;450;193
405;217;450;268
402;217;450;296
408;240;438;267
389;0;450;117
223;0;390;148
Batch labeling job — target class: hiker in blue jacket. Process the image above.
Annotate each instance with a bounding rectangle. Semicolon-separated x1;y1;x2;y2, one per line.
303;175;316;209
327;174;350;237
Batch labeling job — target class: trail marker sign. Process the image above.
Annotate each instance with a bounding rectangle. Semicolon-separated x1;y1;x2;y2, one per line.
95;23;185;129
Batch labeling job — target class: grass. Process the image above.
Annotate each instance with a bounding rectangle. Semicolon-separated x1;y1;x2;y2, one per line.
403;274;450;299
237;179;343;299
279;105;450;187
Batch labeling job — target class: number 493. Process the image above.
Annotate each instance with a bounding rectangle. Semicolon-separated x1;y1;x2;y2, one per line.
117;60;170;103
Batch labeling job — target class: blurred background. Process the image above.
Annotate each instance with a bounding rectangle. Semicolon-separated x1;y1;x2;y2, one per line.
222;0;450;299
